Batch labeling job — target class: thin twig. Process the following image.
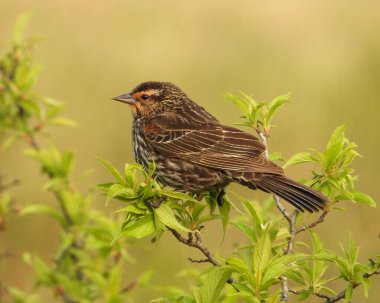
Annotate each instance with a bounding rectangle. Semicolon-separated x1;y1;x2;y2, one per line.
285;210;299;255
277;210;299;301
54;192;74;227
289;289;330;299
316;292;332;300
168;213;239;285
168;224;237;286
121;281;138;293
324;263;380;303
59;292;78;303
291;262;380;303
257;131;269;158
168;228;219;266
0;178;20;192
25;134;40;150
188;258;211;263
274;195;293;224
296;208;330;234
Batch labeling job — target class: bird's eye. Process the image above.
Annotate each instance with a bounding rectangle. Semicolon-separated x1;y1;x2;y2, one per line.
141;94;149;100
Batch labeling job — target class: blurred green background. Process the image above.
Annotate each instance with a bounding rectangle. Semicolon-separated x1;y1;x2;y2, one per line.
1;1;379;302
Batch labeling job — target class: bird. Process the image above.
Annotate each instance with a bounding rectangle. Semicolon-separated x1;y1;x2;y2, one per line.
112;81;327;212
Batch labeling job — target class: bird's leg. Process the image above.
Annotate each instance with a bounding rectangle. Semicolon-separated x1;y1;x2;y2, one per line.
216;188;226;206
150;196;166;208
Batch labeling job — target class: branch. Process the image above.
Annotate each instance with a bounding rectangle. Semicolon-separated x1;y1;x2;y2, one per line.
324;263;380;303
188;258;211;263
274;195;293;224
289;289;330;299
0;178;20;192
121;281;138;293
23;133;75;227
54;192;74;227
285;210;299;255
168;228;219;266
290;261;380;303
256;128;295;302
296;208;330;234
23;131;83;282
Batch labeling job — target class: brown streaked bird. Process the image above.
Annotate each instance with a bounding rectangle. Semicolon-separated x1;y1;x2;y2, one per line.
112;81;327;212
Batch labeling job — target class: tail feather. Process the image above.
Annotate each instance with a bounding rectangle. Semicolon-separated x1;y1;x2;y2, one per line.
255;175;327;213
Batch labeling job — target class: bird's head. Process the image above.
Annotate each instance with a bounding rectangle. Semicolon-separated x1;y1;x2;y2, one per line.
112;81;187;117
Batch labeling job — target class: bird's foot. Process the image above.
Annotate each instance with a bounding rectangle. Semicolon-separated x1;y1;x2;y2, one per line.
216;188;226;206
150;196;166;208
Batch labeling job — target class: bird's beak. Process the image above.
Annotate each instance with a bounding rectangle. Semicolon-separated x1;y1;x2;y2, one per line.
112;93;136;105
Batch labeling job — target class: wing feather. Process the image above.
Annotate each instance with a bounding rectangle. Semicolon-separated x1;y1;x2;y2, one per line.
144;112;283;175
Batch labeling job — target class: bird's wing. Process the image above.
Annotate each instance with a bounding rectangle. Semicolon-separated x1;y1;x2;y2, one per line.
144;112;283;174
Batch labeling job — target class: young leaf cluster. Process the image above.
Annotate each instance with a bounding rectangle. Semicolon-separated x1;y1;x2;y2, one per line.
284;125;375;207
97;158;230;241
0;14;75;150
225;92;290;134
0;15;145;303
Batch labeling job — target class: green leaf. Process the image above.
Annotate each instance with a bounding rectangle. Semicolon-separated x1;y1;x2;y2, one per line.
191;203;207;221
96;182;114;190
137;270;154;286
94;155;124;184
325;125;347;165
124;163;144;187
154;203;191;233
12;12;33;42
24;147;75;178
362;277;371;298
218;195;231;239
195;267;232;303
20;204;65;225
226;256;249;273
61;150;75;175
116;204;147;215
283;152;316;168
197;214;221;225
120;215;155;238
268;152;283;162
253;229;272;282
344;284;353;302
225;93;250;118
106;184;139;204
266;94;290;124
1;136;17;150
152;296;194;303
353;192;376;207
310;230;324;254
262;254;307;289
0;194;11;215
105;265;122;298
7;287;40;303
161;190;200;203
320;286;337;296
50;117;78;127
346;235;358;265
231;221;254;242
240;198;263;225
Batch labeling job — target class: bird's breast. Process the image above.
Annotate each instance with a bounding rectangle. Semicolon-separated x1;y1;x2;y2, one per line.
132;119;157;168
